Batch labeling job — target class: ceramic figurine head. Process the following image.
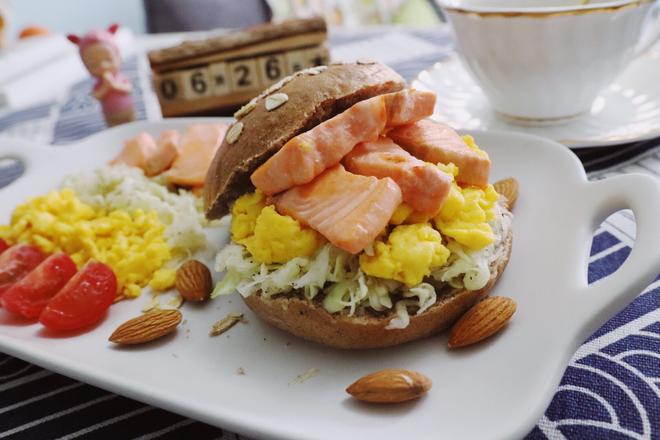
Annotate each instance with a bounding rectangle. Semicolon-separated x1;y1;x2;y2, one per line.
67;24;121;78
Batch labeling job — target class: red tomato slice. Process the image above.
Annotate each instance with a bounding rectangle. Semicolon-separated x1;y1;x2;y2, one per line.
1;253;77;319
0;244;47;297
39;261;117;331
0;239;8;255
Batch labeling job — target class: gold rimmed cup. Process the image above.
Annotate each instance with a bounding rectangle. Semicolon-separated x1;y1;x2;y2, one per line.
436;0;660;125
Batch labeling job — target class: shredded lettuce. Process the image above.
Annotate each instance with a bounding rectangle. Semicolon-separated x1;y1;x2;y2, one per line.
405;282;437;314
293;244;332;299
386;300;415;330
386;283;437;330
322;281;357;314
367;279;394;311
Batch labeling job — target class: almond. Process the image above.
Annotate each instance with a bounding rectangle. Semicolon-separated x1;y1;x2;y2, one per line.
175;260;212;302
109;309;182;345
265;92;288;111
494;177;518;211
226;122;243;144
448;296;517;349
346;369;432;403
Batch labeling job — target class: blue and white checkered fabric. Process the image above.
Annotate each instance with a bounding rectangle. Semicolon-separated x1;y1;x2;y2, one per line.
0;29;659;440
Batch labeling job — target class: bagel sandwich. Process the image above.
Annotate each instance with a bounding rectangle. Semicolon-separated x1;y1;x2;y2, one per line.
203;62;513;349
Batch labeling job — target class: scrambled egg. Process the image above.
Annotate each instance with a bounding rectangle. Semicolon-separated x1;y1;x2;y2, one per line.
360;224;450;286
389;204;433;225
231;191;323;264
230;190;267;242
387;163;498;252
0;189;175;297
389;204;413;225
433;163;499;250
462;135;489;159
149;268;177;291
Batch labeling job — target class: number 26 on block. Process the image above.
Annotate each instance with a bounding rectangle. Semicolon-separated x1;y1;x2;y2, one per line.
229;60;260;92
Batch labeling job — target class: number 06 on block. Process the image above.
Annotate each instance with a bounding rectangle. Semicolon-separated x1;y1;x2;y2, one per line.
149;17;330;117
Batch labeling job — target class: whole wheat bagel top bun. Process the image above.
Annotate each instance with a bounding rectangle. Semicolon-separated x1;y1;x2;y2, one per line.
203;62;406;219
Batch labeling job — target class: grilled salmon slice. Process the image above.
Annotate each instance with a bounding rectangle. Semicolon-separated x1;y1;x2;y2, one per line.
166;123;228;187
110;132;157;169
111;130;181;177
343;137;451;215
143;129;180;176
384;89;436;126
275;165;402;254
388;120;491;188
251;89;436;196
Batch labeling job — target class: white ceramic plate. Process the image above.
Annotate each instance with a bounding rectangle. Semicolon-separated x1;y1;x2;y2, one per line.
412;52;660;149
1;120;660;440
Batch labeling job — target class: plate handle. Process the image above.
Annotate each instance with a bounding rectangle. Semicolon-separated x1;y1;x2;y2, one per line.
0;138;55;191
575;173;660;329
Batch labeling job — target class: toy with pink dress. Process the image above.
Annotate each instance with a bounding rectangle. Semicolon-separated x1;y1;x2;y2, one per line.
67;24;135;127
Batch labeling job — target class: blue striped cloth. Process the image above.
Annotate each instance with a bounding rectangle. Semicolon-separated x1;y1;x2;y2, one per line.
1;29;659;440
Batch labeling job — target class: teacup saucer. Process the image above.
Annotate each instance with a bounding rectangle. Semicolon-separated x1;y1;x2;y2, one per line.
412;52;660;148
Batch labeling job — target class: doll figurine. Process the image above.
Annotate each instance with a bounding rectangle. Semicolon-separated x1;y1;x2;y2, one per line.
67;24;135;127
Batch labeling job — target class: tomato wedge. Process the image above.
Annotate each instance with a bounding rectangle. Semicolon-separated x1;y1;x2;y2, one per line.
1;253;77;319
0;238;8;255
39;261;117;331
0;244;47;297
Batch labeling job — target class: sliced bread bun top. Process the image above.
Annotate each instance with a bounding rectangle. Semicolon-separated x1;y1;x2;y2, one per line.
203;62;406;219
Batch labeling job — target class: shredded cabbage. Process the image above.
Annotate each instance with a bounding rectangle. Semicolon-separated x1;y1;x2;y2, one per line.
294;244;332;299
62;165;207;255
386;283;437;330
386;300;415;330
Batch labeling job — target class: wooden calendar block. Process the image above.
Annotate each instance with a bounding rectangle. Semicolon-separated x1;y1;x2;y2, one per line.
153;72;185;103
257;53;287;86
304;45;330;68
208;61;230;96
148;18;330;116
228;59;261;92
180;67;213;100
284;49;307;74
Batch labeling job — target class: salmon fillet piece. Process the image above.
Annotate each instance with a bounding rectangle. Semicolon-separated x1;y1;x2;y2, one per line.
110;132;157;169
388;120;491;188
166;123;228;187
143;130;180;176
185;123;227;147
275;165;402;254
251;89;435;196
343;137;451;216
384;89;436;126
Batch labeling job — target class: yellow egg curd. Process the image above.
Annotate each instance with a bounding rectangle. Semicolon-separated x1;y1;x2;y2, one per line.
0;188;175;298
433;163;499;251
230;191;323;264
360;223;450;287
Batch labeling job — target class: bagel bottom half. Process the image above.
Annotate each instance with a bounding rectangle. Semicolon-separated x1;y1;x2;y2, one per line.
243;216;513;349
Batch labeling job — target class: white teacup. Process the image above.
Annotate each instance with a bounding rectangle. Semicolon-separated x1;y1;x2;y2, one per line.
437;0;660;125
